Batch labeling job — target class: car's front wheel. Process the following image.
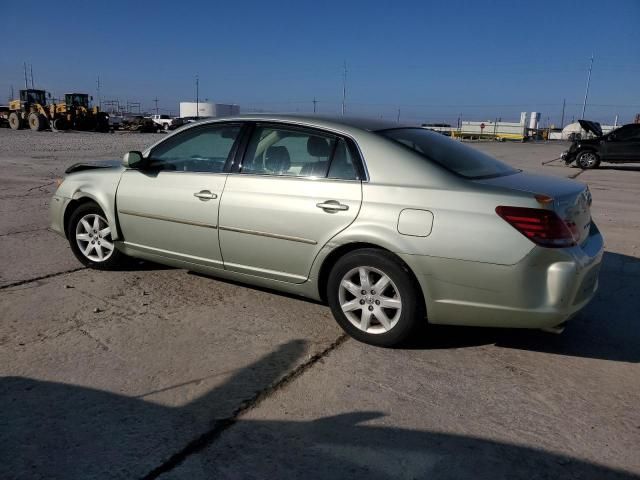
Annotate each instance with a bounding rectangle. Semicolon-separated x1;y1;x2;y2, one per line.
67;202;125;270
327;248;424;347
576;150;600;169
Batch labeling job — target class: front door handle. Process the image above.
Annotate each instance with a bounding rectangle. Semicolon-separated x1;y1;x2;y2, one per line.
194;190;217;201
316;200;349;212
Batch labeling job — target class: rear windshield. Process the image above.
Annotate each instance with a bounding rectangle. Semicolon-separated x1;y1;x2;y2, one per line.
377;128;518;179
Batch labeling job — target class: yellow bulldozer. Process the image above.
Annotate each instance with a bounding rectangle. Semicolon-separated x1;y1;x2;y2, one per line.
6;89;109;132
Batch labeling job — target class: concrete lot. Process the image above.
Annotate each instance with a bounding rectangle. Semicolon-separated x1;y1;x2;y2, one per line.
0;129;638;479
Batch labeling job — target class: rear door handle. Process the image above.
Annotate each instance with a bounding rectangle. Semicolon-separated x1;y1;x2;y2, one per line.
316;200;349;212
194;190;218;200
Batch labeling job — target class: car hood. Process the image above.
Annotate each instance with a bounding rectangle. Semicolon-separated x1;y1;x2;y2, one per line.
65;160;123;174
578;120;602;137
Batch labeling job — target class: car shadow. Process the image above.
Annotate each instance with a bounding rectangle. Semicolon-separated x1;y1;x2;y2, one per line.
117;258;175;272
405;252;640;363
1;341;637;479
597;165;640;172
146;250;638;363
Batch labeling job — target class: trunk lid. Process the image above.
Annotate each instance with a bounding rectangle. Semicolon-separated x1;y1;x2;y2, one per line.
476;172;593;246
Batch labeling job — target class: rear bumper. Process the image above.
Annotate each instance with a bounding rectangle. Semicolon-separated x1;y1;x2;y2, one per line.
401;225;604;329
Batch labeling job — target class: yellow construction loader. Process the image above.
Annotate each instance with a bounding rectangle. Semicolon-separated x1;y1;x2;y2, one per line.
5;89;109;132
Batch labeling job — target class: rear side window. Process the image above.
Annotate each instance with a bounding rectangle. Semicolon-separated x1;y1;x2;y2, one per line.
241;126;337;177
327;139;358;180
378;128;518;179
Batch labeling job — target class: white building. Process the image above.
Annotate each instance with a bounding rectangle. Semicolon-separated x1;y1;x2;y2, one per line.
179;102;240;118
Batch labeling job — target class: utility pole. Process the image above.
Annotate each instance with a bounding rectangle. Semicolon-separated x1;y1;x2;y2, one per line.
10;85;14;101
30;64;34;89
581;54;594;120
195;74;199;118
153;97;159;115
397;108;401;123
560;98;566;128
312;97;317;113
23;62;28;89
341;61;347;116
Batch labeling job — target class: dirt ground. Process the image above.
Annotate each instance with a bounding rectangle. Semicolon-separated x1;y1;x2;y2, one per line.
0;129;638;479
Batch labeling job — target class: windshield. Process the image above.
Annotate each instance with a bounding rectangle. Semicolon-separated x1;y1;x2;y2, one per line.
66;94;89;108
22;90;46;105
378;128;519;179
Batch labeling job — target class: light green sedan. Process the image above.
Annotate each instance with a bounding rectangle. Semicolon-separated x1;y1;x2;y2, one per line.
50;115;604;346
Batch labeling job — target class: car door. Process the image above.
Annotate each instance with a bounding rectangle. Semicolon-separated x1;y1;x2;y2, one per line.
218;123;363;283
116;123;243;268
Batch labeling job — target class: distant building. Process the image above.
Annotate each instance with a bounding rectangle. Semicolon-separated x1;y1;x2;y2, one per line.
179;102;240;118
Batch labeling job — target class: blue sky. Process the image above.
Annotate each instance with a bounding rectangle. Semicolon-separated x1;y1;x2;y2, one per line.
2;0;639;125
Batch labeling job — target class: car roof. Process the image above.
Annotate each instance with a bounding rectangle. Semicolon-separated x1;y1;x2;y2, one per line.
187;114;410;133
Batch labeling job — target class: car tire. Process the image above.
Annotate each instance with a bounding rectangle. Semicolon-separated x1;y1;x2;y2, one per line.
67;202;126;270
576;150;600;169
327;248;424;347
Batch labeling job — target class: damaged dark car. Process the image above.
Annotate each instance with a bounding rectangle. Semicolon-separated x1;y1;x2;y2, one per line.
562;120;640;169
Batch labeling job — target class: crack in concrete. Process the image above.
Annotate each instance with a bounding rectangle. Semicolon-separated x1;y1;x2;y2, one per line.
141;334;349;480
0;227;48;238
78;327;110;352
27;181;55;192
0;267;86;291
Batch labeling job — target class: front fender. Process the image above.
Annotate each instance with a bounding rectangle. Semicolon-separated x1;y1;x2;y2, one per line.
56;168;124;240
69;189;121;240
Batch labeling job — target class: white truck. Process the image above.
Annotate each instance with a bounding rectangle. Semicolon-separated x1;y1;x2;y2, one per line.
150;114;184;131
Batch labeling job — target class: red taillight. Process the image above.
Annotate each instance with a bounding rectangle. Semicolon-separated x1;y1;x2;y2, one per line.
495;206;576;248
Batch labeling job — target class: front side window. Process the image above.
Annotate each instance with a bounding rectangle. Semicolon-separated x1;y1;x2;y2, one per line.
378;128;518;179
241;126;337;177
612;125;640;141
148;124;241;172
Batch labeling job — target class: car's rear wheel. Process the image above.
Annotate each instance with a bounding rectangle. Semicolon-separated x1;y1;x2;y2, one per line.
327;248;424;347
577;150;600;169
67;202;125;270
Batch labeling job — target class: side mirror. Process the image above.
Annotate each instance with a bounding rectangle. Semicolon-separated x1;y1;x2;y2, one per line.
122;151;144;168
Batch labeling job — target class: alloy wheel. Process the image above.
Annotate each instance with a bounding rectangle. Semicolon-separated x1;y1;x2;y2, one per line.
580;152;597;168
75;214;114;262
338;266;402;334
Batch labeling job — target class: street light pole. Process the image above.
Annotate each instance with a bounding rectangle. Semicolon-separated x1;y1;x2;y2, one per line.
581;55;593;120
